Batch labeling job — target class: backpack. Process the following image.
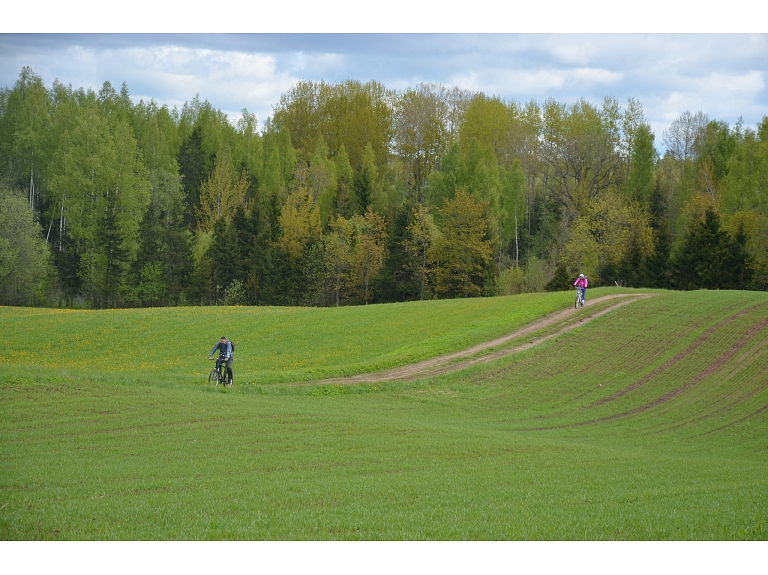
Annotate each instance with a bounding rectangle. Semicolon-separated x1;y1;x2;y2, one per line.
230;341;236;353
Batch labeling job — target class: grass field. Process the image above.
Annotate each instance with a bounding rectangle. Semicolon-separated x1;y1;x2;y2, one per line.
2;288;767;540
0;290;575;384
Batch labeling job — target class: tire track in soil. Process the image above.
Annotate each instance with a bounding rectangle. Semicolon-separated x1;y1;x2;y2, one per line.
289;293;654;386
528;313;768;432
589;303;768;407
656;319;768;434
702;404;768;435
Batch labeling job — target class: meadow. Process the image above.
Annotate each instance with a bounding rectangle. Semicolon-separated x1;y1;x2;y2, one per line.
1;288;767;540
0;290;574;384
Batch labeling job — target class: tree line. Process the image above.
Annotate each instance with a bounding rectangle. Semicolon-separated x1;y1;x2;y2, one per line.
1;67;766;308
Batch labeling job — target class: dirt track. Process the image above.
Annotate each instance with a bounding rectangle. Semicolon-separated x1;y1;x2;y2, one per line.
300;293;654;386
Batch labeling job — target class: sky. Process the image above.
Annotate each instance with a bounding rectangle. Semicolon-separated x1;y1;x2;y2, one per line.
2;6;767;149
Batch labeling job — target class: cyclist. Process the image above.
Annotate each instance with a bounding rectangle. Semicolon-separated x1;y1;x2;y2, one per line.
209;336;234;386
574;273;588;305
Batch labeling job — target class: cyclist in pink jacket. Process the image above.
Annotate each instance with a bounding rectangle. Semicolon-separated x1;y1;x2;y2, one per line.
574;273;588;303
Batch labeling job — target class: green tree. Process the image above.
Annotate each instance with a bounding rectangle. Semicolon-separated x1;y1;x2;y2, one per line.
277;186;322;261
178;126;209;226
274;79;394;174
333;145;358;218
306;139;337;226
561;191;654;284
47;98;151;306
354;142;385;214
0;189;54;305
324;215;355;306
196;144;249;233
349;208;388;304
430;191;493;298
394;84;450;198
0;67;53;211
403;203;439;300
539;97;625;217
625;123;657;204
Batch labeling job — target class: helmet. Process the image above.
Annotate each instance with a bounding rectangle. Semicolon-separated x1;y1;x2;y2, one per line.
579;273;585;278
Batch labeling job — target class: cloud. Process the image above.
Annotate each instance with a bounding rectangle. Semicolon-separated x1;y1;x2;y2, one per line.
285;52;347;76
451;67;623;97
1;33;766;140
653;71;765;122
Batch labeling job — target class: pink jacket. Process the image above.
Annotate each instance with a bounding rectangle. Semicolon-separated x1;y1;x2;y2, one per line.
574;277;588;288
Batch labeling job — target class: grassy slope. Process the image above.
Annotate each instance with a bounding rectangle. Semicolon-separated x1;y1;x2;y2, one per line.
0;290;574;384
1;288;767;540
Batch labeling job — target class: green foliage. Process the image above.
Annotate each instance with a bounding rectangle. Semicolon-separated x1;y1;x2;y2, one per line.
496;265;524;295
395;84;451;196
273;79;394;173
539;97;625;216
135;261;167;306
430;191;493;298
333;145;357;218
2;67;767;311
545;263;572;292
223;278;247;306
625;123;656;204
561;191;654;284
0;189;54;305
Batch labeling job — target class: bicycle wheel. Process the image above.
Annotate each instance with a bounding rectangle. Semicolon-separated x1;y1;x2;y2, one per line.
575;293;580;309
209;367;221;387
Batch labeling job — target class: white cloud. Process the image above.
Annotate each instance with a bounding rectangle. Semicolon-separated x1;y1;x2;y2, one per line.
11;44;299;127
2;33;766;142
113;46;298;123
451;67;623;97
653;71;765;124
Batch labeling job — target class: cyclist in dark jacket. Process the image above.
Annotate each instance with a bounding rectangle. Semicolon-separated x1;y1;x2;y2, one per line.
209;336;234;385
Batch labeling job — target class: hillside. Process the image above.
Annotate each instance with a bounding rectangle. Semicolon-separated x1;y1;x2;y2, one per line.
1;289;767;539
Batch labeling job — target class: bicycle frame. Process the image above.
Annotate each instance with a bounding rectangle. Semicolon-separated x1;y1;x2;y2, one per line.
575;287;585;307
209;355;230;386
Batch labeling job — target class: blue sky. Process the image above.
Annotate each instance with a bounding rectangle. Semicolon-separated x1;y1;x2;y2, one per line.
2;21;767;149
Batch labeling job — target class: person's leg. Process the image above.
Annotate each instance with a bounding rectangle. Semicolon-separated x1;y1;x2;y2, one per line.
225;357;233;384
582;288;587;303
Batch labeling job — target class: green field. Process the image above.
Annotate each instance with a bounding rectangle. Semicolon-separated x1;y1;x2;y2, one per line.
2;288;767;540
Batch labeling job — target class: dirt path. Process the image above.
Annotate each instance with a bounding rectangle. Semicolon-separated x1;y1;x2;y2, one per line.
297;293;654;386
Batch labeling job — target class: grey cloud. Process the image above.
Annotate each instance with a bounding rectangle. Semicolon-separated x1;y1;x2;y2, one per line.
1;33;766;143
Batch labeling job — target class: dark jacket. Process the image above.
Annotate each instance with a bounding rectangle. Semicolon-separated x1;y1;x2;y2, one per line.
210;340;233;359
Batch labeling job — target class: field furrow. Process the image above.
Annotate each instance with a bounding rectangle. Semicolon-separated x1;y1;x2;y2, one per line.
2;289;768;540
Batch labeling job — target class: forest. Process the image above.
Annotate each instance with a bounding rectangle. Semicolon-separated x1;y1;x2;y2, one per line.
1;66;766;308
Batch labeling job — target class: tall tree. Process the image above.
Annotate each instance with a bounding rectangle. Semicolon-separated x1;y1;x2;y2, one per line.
561;191;654;284
0;189;54;305
0;67;53;211
277;186;322;261
333;145;358;218
539;97;625;218
196;144;249;233
394;84;450;198
178;126;208;226
625;123;657;205
430;191;493;298
324;215;354;307
404;203;439;301
349;208;388;304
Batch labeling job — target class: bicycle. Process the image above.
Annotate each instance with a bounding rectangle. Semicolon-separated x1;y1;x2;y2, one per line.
209;355;232;387
575;287;585;308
